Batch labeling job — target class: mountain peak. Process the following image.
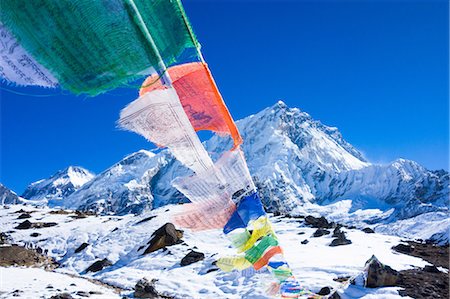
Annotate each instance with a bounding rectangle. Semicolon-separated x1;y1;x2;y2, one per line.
22;166;94;202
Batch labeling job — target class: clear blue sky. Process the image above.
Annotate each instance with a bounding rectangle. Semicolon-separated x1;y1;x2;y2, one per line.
1;0;448;193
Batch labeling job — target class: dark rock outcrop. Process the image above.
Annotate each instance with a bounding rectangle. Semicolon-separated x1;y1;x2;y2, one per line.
392;243;414;254
393;241;449;269
50;293;73;299
17;213;32;219
15;220;33;229
0;245;57;269
332;225;342;238
134;278;159;298
180;250;204;267
330;231;352;247
85;258;112;273
301;239;309;245
364;255;399;288
75;291;90;297
304;216;332;228
74;243;89;254
0;232;9;244
144;223;183;254
362;227;375;234
313;228;330;238
15;220;57;230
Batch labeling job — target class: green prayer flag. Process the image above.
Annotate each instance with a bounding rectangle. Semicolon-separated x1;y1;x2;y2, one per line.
0;0;199;95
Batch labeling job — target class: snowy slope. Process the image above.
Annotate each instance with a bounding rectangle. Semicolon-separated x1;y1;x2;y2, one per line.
0;205;432;299
59;150;171;215
21;166;94;203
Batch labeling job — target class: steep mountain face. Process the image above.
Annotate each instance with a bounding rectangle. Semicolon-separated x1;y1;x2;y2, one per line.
60;150;170;215
21;166;94;203
0;183;22;205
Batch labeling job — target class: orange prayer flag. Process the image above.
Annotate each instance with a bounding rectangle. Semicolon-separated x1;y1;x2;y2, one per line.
140;62;242;148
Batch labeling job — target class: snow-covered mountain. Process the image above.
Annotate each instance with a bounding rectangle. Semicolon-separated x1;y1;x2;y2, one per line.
60;150;181;215
21;166;94;204
14;101;449;242
0;183;22;205
206;101;448;218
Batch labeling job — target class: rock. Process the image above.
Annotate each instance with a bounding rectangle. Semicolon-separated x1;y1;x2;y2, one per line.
135;216;157;225
423;265;440;273
364;255;399;288
134;278;159;298
392;243;414;254
330;238;352;247
398;266;448;299
301;239;309;244
50;293;73;299
41;222;57;228
85;258;112;273
330;231;352;247
362;227;375;234
318;287;331;295
180;250;205;266
0;232;9;244
17;213;31;219
332;225;342;238
329;293;341;299
30;232;41;237
15;220;33;229
15;220;57;230
393;241;449;269
305;216;332;229
313;228;330;237
0;245;57;269
76;291;91;297
74;243;89;254
144;223;183;254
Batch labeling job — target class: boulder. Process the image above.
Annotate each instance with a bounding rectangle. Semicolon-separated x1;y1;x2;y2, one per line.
30;232;41;237
180;250;204;266
313;228;330;238
144;223;183;254
332;225;342;238
301;239;309;245
15;220;33;229
17;213;32;219
15;220;57;230
305;216;332;228
0;232;9;244
318;287;331;295
85;258;112;273
50;293;73;299
75;291;90;297
330;231;352;247
364;255;399;288
134;278;159;298
74;243;89;254
362;227;375;234
392;243;414;254
0;245;57;269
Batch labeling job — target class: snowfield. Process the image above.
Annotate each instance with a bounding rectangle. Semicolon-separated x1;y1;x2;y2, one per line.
0;204;431;299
